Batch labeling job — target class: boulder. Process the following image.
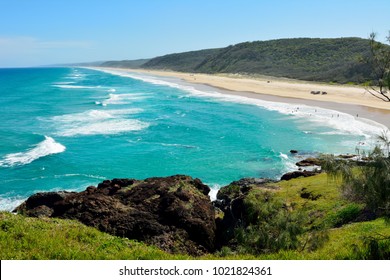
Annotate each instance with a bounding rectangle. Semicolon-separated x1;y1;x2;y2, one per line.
15;175;216;256
296;157;322;167
280;170;318;181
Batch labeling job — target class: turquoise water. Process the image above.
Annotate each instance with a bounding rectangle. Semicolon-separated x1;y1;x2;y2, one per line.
0;67;384;210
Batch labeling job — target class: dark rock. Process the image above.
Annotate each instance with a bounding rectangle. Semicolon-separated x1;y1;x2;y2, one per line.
280;170;319;181
296;157;322;167
300;187;322;200
25;205;54;218
338;154;357;159
15;175;216;256
290;150;298;154
14;191;75;214
216;178;276;204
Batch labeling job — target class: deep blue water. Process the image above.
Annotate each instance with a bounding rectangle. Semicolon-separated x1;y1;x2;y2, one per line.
0;67;383;210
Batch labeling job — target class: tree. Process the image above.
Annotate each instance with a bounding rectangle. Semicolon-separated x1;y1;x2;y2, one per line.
377;129;390;157
234;192;306;254
366;32;390;102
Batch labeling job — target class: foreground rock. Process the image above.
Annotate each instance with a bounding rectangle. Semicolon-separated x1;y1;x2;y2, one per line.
280;170;320;181
15;175;216;256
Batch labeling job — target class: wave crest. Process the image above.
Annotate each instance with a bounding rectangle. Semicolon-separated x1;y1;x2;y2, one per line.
0;136;66;167
52;109;148;137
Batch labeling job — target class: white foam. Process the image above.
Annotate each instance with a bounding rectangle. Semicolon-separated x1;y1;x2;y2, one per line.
52;109;148;137
161;143;198;149
279;152;299;173
54;81;75;85
0;195;26;211
59;119;148;136
104;93;149;105
208;185;220;201
0;136;66;167
97;68;387;145
52;85;101;89
279;152;288;160
67;72;86;80
53;173;108;180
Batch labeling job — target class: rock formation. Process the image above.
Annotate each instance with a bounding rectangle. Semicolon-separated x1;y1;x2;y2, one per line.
212;178;277;247
15;175;216;256
280;170;319;181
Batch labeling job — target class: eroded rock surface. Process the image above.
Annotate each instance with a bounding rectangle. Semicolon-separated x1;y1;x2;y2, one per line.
15;175;216;256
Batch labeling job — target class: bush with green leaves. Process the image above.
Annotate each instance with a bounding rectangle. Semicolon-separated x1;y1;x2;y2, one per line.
233;192;306;255
351;234;390;260
322;147;390;218
327;203;364;227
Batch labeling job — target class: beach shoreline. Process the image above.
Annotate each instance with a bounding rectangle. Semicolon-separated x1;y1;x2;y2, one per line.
93;67;390;129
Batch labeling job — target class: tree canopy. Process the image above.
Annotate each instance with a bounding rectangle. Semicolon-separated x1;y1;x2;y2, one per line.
366;32;390;102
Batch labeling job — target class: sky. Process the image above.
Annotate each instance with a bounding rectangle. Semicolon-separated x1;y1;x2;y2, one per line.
0;0;389;67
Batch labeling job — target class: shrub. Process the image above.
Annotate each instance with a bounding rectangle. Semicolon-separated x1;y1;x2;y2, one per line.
233;192;306;255
351;235;390;259
322;149;390;218
327;203;364;227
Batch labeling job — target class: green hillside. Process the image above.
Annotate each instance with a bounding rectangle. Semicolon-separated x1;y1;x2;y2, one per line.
196;38;373;83
142;48;221;72
100;58;150;68
140;38;373;83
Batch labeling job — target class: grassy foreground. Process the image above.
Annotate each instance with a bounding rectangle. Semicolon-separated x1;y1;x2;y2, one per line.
1;173;389;260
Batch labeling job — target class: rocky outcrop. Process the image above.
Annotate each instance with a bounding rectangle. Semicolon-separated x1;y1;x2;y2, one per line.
213;178;276;247
296;157;322;167
15;175;216;256
280;170;319;181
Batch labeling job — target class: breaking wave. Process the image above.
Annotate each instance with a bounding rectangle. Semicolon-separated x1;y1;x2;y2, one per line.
51;109;149;137
0;136;66;167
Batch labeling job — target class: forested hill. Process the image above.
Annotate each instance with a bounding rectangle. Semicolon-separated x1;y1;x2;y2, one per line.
103;37;376;83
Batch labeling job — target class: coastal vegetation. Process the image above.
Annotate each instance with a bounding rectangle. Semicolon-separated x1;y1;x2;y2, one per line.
2;167;389;260
0;212;182;260
323;148;390;218
365;32;390;101
100;58;151;69
101;37;386;84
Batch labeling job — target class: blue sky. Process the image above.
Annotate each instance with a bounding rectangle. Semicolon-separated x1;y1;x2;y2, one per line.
0;0;389;67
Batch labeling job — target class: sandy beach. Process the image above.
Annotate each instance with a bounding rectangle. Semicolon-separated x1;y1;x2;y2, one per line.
97;67;390;129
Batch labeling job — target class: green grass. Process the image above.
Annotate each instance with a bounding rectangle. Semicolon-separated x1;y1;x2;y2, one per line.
264;173;362;228
218;173;390;259
264;218;390;260
0;212;188;260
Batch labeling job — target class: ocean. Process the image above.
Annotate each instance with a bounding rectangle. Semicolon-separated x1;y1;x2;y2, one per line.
0;67;385;210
